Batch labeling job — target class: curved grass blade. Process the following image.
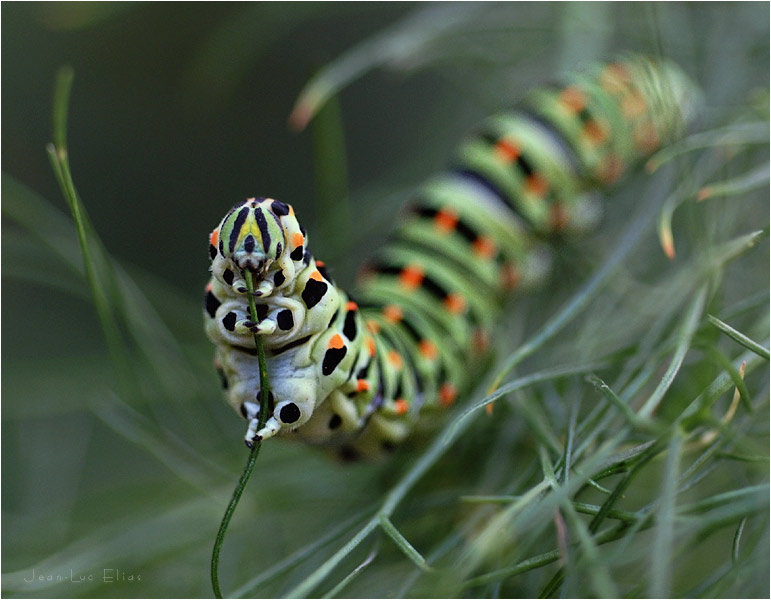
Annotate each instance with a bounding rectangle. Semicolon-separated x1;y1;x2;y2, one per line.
707;314;770;360
289;3;486;130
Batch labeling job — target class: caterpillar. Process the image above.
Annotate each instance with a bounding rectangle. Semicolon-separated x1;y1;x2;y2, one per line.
204;55;695;460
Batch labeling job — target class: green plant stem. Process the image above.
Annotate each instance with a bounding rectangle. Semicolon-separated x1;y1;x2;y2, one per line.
47;67;133;394
211;270;271;599
707;314;770;360
637;284;708;418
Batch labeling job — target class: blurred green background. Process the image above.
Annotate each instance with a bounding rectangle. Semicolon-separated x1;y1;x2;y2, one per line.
2;2;769;598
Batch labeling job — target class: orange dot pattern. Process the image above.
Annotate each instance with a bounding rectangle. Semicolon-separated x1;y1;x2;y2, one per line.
434;208;459;233
383;305;403;323
399;265;425;290
328;334;344;350
204;58;690;458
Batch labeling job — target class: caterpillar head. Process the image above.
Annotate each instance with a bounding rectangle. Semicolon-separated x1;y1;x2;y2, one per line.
216;198;286;273
210;197;305;296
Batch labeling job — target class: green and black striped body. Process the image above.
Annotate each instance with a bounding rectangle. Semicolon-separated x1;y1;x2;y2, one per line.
204;55;695;459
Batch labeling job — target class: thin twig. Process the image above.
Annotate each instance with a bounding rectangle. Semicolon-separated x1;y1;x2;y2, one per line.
211;271;271;598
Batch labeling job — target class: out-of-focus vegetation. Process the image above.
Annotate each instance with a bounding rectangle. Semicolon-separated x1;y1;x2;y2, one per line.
2;2;768;598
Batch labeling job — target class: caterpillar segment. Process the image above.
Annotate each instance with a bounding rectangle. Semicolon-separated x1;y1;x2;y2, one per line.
204;55;695;459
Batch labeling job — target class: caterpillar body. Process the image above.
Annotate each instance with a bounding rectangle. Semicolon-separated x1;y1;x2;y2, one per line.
204;55;695;460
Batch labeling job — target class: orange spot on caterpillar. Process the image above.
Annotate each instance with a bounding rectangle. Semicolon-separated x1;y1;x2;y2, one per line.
600;63;630;94
309;270;323;282
366;336;376;356
525;174;550;197
439;383;457;407
366;320;381;334
205;281;213;292
399;265;425;290
345;301;358;311
472;236;496;260
383;305;403;323
472;328;489;353
634;124;660;153
583;119;608;145
292;232;304;248
209;228;219;248
697;187;712;202
387;350;403;369
599;154;625;184
419;339;439;360
500;264;521;290
315;260;326;267
559;86;587;113
549;203;569;231
495;139;521;163
328;334;345;349
434;208;459;233
609;62;631;81
622;92;647;119
356;379;370;393
394;399;409;415
444;293;467;315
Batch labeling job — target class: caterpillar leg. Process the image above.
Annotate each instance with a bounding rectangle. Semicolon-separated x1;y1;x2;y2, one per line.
252;279;275;297
241;400;261;448
236;317;277;335
252;416;282;443
249;392;317;444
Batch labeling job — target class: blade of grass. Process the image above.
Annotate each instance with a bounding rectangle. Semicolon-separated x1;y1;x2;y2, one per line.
289;3;485;130
646;121;769;172
311;92;352;261
284;519;380;598
696;163;770;201
448;361;610;442
649;430;684;598
637;284;708;418
379;516;432;572
540;447;617;599
707;314;770;360
321;543;379;599
679;345;767;425
700;347;753;413
46;67;133;394
586;374;655;431
731;517;747;565
232;508;373;598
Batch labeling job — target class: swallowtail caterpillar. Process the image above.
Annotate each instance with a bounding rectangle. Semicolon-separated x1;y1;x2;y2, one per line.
203;55;695;460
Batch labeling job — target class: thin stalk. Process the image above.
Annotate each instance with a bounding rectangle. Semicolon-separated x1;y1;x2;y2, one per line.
211;270;271;599
379;515;432;572
637;284;708;418
707;314;770;360
46;67;132;393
